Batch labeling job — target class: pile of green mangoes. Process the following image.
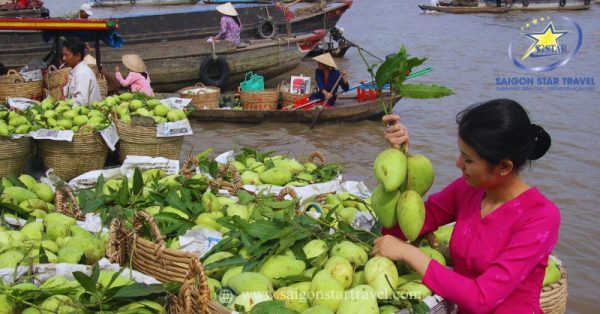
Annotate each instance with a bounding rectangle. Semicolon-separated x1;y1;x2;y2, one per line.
33;98;111;132
1;175;55;219
100;92;188;125
371;148;434;242
0;213;106;268
0;107;37;136
0;269;165;313
229;150;343;187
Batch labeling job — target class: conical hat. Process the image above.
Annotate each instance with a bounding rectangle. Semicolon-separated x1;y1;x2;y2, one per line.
83;54;96;65
312;53;337;69
216;2;238;16
122;54;146;73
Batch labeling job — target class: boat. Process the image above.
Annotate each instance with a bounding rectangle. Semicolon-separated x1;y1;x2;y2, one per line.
101;30;326;91
0;0;48;17
0;0;352;73
418;4;511;13
189;94;400;123
306;27;352;58
418;0;591;13
92;0;201;6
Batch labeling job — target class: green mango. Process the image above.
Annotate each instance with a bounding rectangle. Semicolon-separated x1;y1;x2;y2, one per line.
18;174;37;190
204;252;234;280
371;184;400;228
240;170;261;185
351;270;366;288
374;148;407;192
19;199;51;212
57;246;84;264
324;256;354;289
194;212;223;231
419;246;446;266
337;285;379;314
302;305;334;314
224;204;250;220
201;190;220;212
273;159;305;174
259;167;292;186
32;182;54;203
407;154;435;196
396;190;426;242
308;270;344;312
119;92;134;101
221;265;243;286
543;258;561;286
0;295;16;314
364;256;398;300
380;305;401;314
259;255;306;286
330;241;368;266
397;281;432;300
0;250;26;268
21;221;44;241
273;282;311;313
2;186;38;203
303;239;328;265
207;277;221;300
227;272;273;294
228;291;272;312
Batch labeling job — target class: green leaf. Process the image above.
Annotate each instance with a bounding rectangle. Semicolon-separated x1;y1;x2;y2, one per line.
165;190;186;211
111;283;167;298
117;176;130;206
95;174;106;197
132;168;144;195
203;255;246;270
72;271;98;294
407;57;427;71
236;190;254;205
396;84;454;99
375;46;408;86
90;263;100;285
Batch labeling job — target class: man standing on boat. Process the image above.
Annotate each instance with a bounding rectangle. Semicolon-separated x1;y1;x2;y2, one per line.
62;37;101;106
208;2;242;46
309;53;349;106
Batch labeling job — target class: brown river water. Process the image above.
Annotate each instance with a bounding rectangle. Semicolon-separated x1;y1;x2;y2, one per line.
46;0;600;312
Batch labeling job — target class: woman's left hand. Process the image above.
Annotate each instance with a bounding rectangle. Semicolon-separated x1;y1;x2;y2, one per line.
372;235;411;262
114;65;120;72
341;70;348;82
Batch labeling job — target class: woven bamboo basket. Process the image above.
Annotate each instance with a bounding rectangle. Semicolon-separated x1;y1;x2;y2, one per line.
38;126;108;181
240;89;279;110
540;264;567;314
0;73;44;101
0;69;22;84
178;83;220;110
98;74;108;98
53;186;85;221
114;118;183;162
47;65;71;101
0;136;31;177
279;81;310;108
107;212;229;314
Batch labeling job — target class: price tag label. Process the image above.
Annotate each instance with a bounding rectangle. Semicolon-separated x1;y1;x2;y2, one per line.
156;119;193;137
100;123;120;151
30;129;74;141
160;97;192;110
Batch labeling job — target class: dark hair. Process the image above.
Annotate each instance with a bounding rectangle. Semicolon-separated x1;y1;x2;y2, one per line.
0;63;7;76
63;37;86;61
456;99;551;170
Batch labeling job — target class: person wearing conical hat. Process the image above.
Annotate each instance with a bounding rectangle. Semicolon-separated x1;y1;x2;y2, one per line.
309;52;349;106
208;2;243;46
114;54;154;97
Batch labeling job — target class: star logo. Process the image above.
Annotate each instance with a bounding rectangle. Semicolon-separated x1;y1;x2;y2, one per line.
522;22;568;60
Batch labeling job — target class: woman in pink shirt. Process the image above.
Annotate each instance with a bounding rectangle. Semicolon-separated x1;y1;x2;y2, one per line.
114;54;154;97
373;99;560;314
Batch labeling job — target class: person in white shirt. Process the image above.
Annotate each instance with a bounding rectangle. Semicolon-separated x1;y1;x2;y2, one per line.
62;37;101;106
79;3;94;19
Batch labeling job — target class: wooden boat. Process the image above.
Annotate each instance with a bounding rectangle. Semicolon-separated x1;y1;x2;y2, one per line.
189;94;400;123
418;4;511;13
92;0;201;6
0;1;352;74
419;0;590;13
0;0;47;17
104;30;325;91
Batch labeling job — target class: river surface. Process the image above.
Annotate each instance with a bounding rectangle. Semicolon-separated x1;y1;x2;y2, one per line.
46;1;600;312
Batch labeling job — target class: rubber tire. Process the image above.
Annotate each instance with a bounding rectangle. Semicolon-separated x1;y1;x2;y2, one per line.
584;0;590;4
257;19;277;39
522;0;529;6
559;0;566;6
199;56;230;88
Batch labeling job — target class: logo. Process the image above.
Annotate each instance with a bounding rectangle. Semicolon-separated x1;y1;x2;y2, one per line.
508;16;582;72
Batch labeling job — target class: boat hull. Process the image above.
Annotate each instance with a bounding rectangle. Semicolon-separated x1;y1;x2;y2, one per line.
92;0;201;6
189;95;400;123
419;0;590;13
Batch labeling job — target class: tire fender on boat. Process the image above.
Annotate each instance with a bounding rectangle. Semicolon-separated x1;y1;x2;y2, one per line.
199;56;230;88
522;0;529;6
256;18;277;39
559;0;566;6
584;0;590;4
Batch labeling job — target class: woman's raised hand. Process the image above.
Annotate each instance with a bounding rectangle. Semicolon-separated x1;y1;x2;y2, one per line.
114;65;120;72
383;114;409;149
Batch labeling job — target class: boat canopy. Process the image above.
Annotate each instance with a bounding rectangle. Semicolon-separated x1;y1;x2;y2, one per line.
0;17;123;48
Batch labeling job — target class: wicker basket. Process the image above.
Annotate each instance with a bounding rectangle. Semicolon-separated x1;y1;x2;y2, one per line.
279;81;310;108
178;83;220;110
114;118;183;162
0;136;31;177
47;65;71;101
107;212;229;314
240;89;279;110
0;73;44;101
540;264;567;314
97;74;108;98
0;69;22;84
38;126;108;181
